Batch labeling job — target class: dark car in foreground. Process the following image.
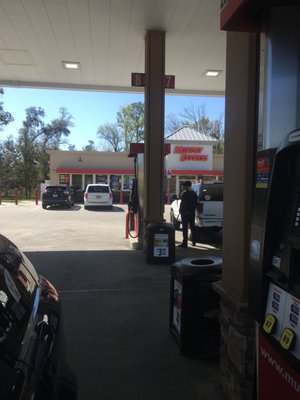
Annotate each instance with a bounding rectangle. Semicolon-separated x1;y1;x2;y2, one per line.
0;234;77;399
42;185;75;209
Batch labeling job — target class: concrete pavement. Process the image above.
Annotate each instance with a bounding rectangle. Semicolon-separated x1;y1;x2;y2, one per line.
1;201;225;400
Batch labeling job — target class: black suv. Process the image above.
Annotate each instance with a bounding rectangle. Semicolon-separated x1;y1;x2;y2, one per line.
42;185;75;209
0;233;77;399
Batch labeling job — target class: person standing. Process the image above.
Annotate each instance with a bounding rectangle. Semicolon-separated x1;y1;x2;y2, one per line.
178;180;198;248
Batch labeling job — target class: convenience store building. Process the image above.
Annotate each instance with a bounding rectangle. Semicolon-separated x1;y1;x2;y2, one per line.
47;127;223;201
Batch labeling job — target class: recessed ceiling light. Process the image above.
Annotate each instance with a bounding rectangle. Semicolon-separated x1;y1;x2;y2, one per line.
203;70;222;77
62;61;80;70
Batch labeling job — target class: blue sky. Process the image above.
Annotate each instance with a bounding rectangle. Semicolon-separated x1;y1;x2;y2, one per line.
1;87;224;150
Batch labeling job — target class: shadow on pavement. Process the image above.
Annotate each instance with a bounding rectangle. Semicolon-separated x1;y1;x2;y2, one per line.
43;205;82;211
26;249;225;400
83;205;125;212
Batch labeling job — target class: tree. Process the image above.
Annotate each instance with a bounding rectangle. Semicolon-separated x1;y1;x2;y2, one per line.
82;140;97;151
116;102;144;150
166;103;224;154
97;123;123;152
165;113;182;135
68;143;77;151
42;107;74;148
180;104;210;134
0;88;14;131
0;135;20;192
16;106;73;197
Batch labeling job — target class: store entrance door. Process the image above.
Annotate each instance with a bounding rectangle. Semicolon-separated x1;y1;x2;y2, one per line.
72;174;83;189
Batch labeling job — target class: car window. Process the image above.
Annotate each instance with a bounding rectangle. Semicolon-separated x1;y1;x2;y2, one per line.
46;186;66;193
199;184;223;201
88;186;109;193
0;235;39;355
0;264;38;354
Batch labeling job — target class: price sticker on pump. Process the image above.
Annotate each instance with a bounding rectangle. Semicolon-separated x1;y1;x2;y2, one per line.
281;293;300;359
280;328;295;351
263;314;277;334
153;233;169;257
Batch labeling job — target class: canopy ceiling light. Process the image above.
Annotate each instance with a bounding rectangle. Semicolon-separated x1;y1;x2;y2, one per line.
62;61;80;70
203;69;222;77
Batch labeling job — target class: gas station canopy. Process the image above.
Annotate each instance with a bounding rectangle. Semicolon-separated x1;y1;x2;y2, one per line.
0;0;226;96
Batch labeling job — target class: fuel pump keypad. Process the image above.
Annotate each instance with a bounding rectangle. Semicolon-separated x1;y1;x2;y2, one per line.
264;283;300;358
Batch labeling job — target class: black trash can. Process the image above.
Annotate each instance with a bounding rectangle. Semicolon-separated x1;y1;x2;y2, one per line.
169;256;222;359
146;222;175;264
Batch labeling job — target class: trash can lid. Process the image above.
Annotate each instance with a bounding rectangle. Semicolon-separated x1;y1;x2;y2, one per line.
148;221;175;229
172;256;222;276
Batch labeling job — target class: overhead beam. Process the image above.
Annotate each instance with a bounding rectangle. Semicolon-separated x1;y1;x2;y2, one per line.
0;80;225;97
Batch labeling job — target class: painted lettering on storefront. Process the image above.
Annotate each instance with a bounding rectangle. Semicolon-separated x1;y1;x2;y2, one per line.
174;146;204;154
174;146;209;162
180;154;208;161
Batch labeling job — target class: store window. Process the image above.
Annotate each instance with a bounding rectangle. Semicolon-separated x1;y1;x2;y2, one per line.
72;174;83;189
110;175;121;190
59;174;70;184
84;174;93;188
96;174;107;184
123;175;134;190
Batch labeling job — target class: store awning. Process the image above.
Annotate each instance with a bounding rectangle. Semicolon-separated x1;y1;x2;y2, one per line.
56;169;135;174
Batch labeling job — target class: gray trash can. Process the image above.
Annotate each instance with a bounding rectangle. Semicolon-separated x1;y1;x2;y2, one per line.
146;222;175;264
169;256;222;359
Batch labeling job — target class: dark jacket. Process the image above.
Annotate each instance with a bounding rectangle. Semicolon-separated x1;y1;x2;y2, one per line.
179;189;198;214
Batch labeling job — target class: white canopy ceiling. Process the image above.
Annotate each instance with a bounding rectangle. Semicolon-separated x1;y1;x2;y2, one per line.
0;0;226;96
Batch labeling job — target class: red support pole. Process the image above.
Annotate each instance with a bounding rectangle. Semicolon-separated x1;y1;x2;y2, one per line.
134;213;138;235
125;211;131;239
35;189;39;205
120;190;123;205
15;189;19;205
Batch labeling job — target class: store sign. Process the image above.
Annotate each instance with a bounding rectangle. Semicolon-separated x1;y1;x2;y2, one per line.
174;146;208;162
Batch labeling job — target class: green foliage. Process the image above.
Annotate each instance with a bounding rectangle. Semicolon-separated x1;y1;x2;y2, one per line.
98;101;223;154
97;102;144;152
0;88;14;131
0;136;20;191
82;140;97;151
116;102;144;151
68;143;77;151
0;104;73;198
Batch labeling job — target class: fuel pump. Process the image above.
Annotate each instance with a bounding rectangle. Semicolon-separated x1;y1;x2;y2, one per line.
127;155;142;239
249;130;300;399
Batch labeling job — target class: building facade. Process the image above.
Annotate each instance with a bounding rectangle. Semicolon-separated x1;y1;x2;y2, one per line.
165;127;224;197
47;128;224;202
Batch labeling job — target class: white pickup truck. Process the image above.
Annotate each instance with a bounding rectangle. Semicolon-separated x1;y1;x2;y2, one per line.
170;182;223;232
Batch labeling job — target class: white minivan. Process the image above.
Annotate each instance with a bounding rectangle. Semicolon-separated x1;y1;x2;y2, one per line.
84;184;113;209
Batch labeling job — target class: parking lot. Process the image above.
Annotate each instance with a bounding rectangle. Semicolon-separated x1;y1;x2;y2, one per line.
0;201;224;400
0;201;130;252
